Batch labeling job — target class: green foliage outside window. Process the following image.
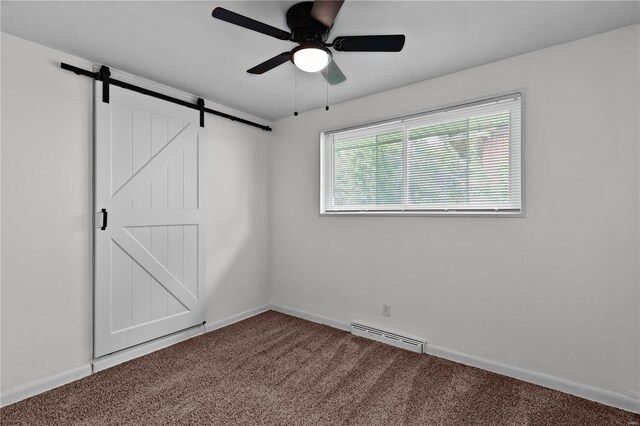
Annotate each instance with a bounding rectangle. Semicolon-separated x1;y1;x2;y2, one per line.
333;112;511;207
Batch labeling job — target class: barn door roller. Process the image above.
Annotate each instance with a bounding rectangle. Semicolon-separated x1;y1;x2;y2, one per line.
98;66;111;104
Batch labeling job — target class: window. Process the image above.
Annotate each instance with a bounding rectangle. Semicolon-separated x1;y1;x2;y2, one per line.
320;94;523;215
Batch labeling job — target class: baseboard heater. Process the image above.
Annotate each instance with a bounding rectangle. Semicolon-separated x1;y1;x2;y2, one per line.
351;323;425;353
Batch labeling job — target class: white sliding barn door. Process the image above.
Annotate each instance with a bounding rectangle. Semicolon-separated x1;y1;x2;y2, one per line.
94;84;206;357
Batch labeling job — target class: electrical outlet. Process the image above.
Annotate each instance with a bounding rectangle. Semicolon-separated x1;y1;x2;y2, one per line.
382;303;391;317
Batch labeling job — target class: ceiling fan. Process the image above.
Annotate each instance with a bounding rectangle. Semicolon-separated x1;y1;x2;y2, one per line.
211;0;406;85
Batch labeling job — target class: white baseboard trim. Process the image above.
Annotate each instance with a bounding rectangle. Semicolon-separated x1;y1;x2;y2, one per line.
270;304;351;332
1;364;92;408
204;304;271;333
4;305;637;414
1;304;271;408
423;344;640;414
92;324;205;373
272;304;640;414
95;304;271;372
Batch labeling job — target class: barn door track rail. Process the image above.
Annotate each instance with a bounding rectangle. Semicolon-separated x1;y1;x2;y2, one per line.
61;63;272;132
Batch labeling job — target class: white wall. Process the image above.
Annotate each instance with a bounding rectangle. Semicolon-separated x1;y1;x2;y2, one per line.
1;33;271;397
1;32;94;399
2;23;639;412
205;113;270;323
269;24;640;407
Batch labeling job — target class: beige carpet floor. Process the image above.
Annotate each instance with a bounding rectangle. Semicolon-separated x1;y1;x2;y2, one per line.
1;311;638;425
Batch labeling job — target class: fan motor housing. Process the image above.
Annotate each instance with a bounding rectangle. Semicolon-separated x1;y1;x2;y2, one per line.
286;2;331;43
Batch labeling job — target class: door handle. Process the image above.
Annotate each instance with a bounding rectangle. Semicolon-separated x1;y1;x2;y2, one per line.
99;208;108;230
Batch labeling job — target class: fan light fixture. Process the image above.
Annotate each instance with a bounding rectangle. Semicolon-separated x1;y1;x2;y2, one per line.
291;45;331;73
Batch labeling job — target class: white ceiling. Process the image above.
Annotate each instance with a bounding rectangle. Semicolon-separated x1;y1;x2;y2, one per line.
2;1;639;121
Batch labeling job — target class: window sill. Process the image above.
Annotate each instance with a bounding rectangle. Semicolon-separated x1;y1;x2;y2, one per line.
320;210;525;218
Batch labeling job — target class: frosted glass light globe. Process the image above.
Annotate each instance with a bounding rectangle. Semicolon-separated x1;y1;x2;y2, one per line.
292;46;331;73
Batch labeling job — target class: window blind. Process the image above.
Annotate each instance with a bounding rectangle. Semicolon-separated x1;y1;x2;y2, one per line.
321;95;522;214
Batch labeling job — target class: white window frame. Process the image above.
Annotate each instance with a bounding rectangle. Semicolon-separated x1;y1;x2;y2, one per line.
320;91;525;217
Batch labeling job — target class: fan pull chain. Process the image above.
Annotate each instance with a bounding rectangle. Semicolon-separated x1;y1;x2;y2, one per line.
325;77;329;111
294;68;299;117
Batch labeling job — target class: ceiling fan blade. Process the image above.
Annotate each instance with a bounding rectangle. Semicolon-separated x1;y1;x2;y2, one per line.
212;7;291;40
322;60;347;85
333;35;405;52
310;0;345;29
247;52;291;74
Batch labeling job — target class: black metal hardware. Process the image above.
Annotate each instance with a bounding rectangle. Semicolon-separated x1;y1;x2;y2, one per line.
60;63;272;132
197;98;205;128
100;208;108;230
98;66;111;103
61;62;98;78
